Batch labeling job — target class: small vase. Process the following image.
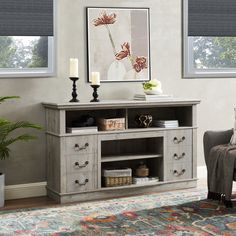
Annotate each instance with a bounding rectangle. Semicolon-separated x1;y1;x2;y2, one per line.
135;114;153;128
107;61;126;81
124;69;146;81
144;88;163;95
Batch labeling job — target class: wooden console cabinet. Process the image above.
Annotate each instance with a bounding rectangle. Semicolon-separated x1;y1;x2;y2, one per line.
43;99;200;203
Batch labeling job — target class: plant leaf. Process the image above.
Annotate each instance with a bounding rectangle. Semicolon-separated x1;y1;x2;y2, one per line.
0;96;42;160
0;134;36;160
0;146;10;160
0;96;20;103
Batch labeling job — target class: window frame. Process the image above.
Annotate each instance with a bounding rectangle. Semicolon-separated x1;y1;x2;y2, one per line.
0;0;56;78
183;0;236;78
0;37;55;78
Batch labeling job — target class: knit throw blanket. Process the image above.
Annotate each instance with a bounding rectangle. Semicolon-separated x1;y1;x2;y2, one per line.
208;144;236;201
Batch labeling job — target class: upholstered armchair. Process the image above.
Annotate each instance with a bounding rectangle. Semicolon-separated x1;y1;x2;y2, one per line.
203;129;235;207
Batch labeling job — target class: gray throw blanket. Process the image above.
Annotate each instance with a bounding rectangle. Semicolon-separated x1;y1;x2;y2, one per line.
208;144;236;201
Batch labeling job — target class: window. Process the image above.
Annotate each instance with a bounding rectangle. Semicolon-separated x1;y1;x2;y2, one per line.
0;36;54;77
183;0;236;78
184;36;236;77
0;0;54;77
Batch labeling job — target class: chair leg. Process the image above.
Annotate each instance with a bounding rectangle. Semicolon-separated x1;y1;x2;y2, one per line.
224;200;233;208
221;195;233;208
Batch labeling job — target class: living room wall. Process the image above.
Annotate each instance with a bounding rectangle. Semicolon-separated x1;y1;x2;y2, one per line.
0;0;235;185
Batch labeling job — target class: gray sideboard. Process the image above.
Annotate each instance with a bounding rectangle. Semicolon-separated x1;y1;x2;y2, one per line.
43;99;200;203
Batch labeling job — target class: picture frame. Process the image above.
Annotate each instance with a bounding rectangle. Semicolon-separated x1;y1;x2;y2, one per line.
86;7;151;82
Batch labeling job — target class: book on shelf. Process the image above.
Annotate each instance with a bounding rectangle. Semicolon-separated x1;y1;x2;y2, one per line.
133;94;173;101
153;120;179;128
133;177;159;184
66;126;98;133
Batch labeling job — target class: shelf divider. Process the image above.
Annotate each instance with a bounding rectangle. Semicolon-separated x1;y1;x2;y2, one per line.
101;153;162;163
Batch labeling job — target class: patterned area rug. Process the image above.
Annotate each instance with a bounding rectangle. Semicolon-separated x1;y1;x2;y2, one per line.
0;189;236;235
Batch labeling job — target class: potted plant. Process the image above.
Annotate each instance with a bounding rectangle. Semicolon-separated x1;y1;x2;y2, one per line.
0;96;41;207
143;79;163;95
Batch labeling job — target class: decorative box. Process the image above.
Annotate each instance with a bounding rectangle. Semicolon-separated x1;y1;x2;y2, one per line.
98;118;125;131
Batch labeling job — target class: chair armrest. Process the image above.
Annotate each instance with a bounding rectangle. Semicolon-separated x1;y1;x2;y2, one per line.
203;129;233;165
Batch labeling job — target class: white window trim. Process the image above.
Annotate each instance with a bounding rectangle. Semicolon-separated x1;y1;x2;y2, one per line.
183;0;236;78
0;37;55;78
0;0;56;78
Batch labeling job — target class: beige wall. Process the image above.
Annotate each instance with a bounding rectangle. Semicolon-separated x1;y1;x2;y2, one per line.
0;0;235;185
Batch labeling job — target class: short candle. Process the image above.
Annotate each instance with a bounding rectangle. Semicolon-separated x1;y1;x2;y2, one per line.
69;58;79;78
91;72;100;85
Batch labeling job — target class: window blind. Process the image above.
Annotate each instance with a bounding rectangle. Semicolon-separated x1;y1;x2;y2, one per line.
0;0;53;36
188;0;236;37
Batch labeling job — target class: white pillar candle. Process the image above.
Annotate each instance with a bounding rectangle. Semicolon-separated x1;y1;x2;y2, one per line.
69;58;79;78
91;72;100;85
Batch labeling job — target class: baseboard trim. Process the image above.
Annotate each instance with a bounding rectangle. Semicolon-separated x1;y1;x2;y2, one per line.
5;182;47;200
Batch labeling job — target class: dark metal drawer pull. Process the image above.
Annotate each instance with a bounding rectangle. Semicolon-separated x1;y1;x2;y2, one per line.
173;153;186;160
173;136;186;144
173;169;186;176
75;179;89;186
75;161;89;168
74;143;89;151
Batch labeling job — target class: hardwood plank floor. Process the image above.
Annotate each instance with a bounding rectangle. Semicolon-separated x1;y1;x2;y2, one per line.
2;196;58;211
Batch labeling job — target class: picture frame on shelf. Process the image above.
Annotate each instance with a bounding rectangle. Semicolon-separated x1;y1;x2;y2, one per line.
86;7;151;82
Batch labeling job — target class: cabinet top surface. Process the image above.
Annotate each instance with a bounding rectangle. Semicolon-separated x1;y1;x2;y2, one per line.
43;99;200;110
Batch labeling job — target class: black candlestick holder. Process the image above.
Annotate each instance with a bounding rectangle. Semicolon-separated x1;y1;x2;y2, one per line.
69;77;79;102
90;85;100;102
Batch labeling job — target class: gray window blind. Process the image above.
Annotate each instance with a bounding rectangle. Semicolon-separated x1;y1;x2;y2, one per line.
0;0;53;36
188;0;236;37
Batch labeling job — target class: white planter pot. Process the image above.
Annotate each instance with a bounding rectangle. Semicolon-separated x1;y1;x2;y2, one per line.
0;173;4;208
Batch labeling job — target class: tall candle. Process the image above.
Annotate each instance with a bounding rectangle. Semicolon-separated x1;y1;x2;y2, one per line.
91;72;100;85
69;58;79;78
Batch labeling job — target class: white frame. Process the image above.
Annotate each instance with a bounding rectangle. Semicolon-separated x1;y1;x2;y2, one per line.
183;0;236;78
0;0;56;78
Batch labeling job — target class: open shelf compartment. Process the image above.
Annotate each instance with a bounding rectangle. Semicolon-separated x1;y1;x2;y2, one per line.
128;106;193;128
100;136;163;188
101;158;163;188
64;105;193;134
65;108;127;133
101;137;163;159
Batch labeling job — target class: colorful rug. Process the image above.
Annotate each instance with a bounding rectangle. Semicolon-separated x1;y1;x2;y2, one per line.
0;189;236;235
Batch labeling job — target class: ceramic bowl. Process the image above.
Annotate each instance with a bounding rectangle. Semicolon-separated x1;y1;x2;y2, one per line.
144;88;163;95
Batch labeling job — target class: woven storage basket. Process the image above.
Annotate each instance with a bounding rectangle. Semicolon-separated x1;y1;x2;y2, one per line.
103;168;132;187
104;176;132;187
98;118;125;131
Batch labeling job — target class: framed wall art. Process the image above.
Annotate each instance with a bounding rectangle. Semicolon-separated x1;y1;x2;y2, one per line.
86;7;150;82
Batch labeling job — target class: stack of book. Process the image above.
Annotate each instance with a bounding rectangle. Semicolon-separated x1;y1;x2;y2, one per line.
133;177;159;185
153;120;179;128
134;94;173;101
66;126;98;134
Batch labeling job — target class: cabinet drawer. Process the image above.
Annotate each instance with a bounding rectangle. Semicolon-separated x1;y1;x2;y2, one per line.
67;172;96;193
67;154;95;173
65;136;95;155
166;146;192;163
166;162;192;181
167;130;192;147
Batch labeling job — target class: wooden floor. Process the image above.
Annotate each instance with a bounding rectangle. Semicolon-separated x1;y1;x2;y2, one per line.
1;179;208;211
2;196;58;211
